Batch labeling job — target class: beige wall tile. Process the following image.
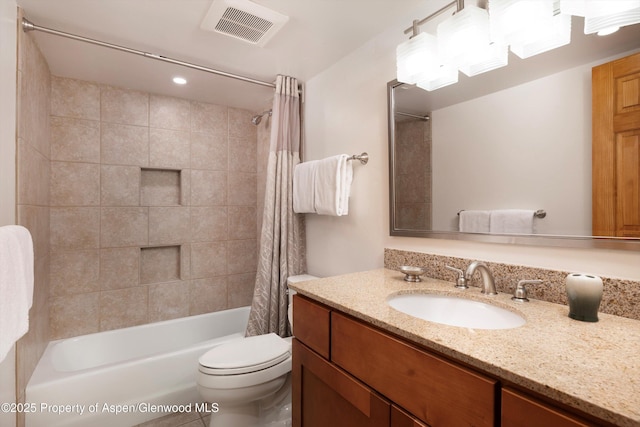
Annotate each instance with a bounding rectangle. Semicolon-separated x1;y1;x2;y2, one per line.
228;273;256;308
50;161;100;206
100;247;140;290
101;85;149;126
50;207;100;250
50;116;100;163
190;131;227;170
190;170;226;206
101;207;149;247
51;76;100;120
140;169;181;206
17;205;49;261
99;286;148;331
50;250;100;297
190;277;228;315
101;123;149;166
50;293;100;340
227;239;257;275
149;207;190;245
141;246;181;284
228;206;257;240
228;108;257;140
191;101;227;134
228;136;257;173
191;242;227;278
228;172;257;206
191;206;227;242
101;165;141;206
149;128;190;169
150;95;191;131
17;138;50;207
149;281;190;322
180;244;191;280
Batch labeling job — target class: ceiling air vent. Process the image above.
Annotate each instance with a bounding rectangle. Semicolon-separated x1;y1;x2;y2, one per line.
201;0;289;47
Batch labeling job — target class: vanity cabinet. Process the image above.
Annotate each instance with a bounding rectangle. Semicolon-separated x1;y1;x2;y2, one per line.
292;295;495;427
293;294;608;427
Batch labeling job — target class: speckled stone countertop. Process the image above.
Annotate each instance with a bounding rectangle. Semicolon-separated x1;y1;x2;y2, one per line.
289;268;640;427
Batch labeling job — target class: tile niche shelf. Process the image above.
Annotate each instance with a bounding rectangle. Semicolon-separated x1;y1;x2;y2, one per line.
139;168;186;285
140;168;184;206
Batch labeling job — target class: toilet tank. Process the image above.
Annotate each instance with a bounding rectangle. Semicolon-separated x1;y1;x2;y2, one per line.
286;274;318;332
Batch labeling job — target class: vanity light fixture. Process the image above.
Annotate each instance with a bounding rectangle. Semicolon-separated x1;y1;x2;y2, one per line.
560;0;640;35
172;76;187;85
437;4;508;76
396;23;446;85
489;0;571;59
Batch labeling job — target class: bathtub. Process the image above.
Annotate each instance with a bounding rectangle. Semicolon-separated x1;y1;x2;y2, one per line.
26;306;250;427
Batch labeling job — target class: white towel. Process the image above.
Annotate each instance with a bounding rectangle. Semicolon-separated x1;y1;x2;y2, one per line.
0;225;34;363
314;155;353;216
293;161;317;213
459;210;491;233
489;209;535;234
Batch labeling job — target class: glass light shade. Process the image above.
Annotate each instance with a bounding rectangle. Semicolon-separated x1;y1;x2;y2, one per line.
396;32;440;84
489;0;556;45
509;12;571;58
416;64;459;91
560;0;640;34
437;5;509;77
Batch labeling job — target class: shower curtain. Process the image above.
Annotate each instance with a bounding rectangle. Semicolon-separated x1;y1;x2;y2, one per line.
246;75;306;337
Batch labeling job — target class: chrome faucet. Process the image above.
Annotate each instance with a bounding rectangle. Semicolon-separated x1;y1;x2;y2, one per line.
465;261;498;295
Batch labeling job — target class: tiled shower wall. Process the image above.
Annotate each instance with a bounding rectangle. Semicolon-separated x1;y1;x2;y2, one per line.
394;117;432;230
16;13;51;423
49;76;260;340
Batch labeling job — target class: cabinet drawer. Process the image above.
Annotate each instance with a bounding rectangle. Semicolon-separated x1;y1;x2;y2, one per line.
292;295;331;359
502;388;592;427
331;313;497;427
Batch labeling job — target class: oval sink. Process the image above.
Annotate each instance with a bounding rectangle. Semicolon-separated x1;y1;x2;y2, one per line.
387;293;525;330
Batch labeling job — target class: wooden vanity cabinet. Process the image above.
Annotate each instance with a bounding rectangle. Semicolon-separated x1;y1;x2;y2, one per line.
292;295;496;427
501;388;593;427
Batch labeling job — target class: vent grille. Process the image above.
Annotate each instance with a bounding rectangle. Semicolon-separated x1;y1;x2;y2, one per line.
201;0;289;47
215;7;274;43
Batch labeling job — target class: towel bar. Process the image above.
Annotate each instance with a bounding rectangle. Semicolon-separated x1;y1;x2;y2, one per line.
457;209;546;218
347;153;369;165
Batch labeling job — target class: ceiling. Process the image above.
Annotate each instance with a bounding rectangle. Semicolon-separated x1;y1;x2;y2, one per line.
16;0;429;111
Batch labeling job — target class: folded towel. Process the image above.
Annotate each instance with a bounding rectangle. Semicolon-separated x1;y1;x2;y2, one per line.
314;154;353;216
0;225;34;363
489;209;535;234
293;160;317;213
459;210;491;233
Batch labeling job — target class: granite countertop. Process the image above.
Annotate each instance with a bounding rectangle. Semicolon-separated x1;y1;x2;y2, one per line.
289;268;640;427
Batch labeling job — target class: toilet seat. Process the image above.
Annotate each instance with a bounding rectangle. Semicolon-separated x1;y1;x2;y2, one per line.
199;333;291;376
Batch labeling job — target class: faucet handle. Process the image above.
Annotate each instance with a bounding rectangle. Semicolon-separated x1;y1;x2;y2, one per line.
511;279;543;302
445;265;468;289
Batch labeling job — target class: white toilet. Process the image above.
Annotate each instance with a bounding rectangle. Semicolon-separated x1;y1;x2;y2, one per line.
197;274;318;427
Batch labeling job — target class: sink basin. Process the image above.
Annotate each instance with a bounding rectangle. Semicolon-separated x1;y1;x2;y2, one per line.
387;293;525;330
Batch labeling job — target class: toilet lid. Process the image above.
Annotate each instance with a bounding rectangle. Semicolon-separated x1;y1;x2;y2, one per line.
199;333;291;375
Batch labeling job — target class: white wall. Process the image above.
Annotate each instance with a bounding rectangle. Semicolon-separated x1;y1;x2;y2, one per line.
304;4;640;281
432;64;592;235
0;0;17;425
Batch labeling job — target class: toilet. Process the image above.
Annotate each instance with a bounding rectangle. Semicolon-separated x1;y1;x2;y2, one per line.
197;274;318;427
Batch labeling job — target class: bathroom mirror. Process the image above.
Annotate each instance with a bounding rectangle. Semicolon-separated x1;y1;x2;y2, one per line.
388;21;640;250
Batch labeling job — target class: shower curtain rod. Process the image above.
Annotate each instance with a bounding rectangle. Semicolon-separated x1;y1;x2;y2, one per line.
21;18;277;89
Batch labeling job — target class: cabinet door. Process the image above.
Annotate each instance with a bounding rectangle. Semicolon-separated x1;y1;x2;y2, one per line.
292;338;390;427
502;388;592;427
391;405;429;427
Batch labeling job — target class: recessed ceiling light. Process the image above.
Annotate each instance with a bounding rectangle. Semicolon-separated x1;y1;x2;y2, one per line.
173;76;187;85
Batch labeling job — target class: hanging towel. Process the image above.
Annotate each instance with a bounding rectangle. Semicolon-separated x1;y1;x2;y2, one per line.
293;160;317;213
489;209;535;234
0;225;34;363
459;210;491;233
314;154;353;216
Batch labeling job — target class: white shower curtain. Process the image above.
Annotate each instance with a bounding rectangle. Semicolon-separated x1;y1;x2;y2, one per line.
246;75;306;337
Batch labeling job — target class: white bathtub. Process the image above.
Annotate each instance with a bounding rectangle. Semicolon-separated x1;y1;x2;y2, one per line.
26;306;250;427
